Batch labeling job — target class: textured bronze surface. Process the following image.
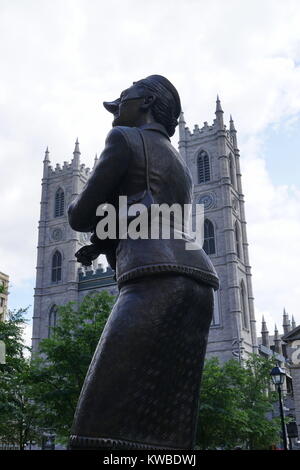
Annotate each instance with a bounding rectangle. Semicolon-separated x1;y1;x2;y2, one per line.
70;275;213;449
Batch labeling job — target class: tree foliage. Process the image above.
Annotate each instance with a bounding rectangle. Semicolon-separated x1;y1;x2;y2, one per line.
0;292;287;450
197;355;282;449
30;291;114;443
0;309;40;450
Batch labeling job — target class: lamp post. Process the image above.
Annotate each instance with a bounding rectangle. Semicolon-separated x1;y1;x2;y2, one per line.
270;365;288;450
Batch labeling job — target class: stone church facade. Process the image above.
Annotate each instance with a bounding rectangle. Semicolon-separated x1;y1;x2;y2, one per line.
32;98;258;362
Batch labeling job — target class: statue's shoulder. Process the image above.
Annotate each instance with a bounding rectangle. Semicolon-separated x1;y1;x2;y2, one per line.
104;126;130;147
106;126;140;148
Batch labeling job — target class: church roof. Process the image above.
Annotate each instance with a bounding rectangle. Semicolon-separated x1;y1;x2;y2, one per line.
282;325;300;342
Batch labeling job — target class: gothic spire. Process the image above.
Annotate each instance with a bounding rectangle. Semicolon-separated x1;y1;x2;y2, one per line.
216;95;223;113
292;315;296;330
274;324;282;354
229;115;236;132
261;316;270;348
43;146;50;163
73;138;81;155
178;110;187;142
93;153;98;169
179;111;186;125
215;95;224;128
72;138;81;169
43;146;50;177
283;307;291;334
229;114;238;149
261;316;268;332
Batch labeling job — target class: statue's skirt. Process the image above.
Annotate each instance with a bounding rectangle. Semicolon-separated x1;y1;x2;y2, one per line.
69;273;213;450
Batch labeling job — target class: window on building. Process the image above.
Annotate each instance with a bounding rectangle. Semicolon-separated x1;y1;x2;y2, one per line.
235;221;241;259
211;290;221;326
51;251;62;283
203;219;216;255
286;376;293;396
197;151;210;183
229;154;236;189
48;305;58;338
281;344;287;358
240;281;249;330
54;188;65;217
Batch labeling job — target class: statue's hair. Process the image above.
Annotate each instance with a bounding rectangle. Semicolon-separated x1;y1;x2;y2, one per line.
136;75;181;137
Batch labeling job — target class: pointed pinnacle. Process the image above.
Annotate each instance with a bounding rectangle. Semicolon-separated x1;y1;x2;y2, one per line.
73;138;81;155
216;95;223;113
261;316;268;333
230;114;236;132
44;146;50;162
93;153;98;168
179;111;186;124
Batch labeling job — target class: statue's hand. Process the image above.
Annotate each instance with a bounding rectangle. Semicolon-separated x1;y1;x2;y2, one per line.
75;244;102;266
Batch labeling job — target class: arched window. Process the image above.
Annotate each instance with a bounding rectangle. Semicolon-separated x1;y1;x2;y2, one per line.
203;219;216;255
48;305;58;338
51;251;62;283
197;151;210;183
229;154;236;189
240;281;249;330
235;221;241;259
54;188;64;217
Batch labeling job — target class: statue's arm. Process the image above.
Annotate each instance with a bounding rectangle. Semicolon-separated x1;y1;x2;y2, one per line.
68;127;130;232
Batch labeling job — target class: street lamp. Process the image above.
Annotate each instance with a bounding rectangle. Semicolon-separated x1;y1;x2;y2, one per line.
270;365;288;450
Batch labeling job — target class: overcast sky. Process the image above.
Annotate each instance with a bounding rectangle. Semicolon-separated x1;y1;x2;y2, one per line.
1;0;300;346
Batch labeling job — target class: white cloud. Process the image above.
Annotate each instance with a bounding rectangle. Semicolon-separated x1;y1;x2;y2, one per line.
242;150;300;333
0;0;300;334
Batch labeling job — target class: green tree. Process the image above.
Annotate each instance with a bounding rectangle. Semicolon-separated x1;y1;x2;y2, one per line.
30;291;115;444
197;355;282;450
0;309;40;450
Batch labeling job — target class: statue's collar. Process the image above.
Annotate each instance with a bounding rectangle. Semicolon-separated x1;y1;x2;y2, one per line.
138;123;170;141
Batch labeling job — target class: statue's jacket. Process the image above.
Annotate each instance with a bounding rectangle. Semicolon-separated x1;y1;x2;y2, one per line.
68;123;219;291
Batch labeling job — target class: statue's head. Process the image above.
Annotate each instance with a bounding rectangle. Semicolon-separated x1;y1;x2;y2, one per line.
103;75;181;137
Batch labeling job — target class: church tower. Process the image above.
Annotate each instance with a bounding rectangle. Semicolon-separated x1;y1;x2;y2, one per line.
32;140;91;353
178;98;257;362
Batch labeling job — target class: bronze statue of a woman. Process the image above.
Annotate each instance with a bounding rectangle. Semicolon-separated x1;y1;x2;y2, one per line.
68;75;219;450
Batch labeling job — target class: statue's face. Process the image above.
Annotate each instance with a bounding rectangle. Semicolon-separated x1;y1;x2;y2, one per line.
103;83;146;127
